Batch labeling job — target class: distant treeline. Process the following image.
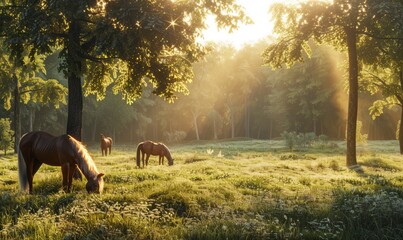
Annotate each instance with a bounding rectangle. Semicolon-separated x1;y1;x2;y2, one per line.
0;42;398;144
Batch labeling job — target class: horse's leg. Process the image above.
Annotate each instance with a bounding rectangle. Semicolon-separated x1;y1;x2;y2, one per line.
141;152;145;168
109;146;111;155
102;148;104;156
32;158;42;176
61;163;70;192
145;154;150;166
161;156;164;165
32;162;41;175
67;164;76;192
26;156;35;194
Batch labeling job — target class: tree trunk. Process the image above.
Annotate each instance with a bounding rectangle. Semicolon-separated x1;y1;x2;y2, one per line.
29;108;35;131
269;119;273;140
231;110;235;139
113;127;116;144
399;107;403;154
13;74;20;153
91;114;98;142
398;70;403;154
66;21;83;141
313;118;317;135
244;98;250;138
345;27;359;167
213;117;218;140
153;123;158;141
191;110;200;141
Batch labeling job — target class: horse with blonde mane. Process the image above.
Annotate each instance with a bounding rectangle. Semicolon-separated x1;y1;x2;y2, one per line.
18;131;104;194
100;134;113;156
136;141;174;168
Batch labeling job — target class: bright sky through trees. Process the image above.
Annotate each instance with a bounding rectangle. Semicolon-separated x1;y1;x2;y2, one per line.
201;0;328;48
202;0;273;48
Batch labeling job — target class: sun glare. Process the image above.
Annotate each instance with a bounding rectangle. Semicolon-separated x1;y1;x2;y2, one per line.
200;0;329;48
167;17;178;30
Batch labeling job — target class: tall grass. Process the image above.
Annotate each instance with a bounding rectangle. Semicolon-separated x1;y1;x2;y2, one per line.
0;140;402;239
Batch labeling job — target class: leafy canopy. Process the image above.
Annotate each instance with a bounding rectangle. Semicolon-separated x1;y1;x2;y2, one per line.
0;0;250;103
0;43;67;110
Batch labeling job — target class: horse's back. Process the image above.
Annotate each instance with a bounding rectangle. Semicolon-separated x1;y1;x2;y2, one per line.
101;136;112;147
141;141;156;150
20;131;70;166
141;141;168;155
20;131;54;150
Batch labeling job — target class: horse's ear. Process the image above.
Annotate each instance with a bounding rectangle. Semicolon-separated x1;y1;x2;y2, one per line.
98;173;105;178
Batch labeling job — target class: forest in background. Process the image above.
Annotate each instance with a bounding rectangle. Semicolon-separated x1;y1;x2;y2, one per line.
0;40;399;144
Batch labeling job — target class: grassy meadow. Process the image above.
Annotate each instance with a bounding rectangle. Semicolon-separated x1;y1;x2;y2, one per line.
0;139;403;239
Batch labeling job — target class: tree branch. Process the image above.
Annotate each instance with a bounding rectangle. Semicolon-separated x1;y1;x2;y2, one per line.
364;70;389;87
78;51;116;62
357;31;403;41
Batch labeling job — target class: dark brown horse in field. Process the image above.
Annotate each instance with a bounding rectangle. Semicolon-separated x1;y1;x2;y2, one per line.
100;134;113;156
18;131;105;194
136;141;173;168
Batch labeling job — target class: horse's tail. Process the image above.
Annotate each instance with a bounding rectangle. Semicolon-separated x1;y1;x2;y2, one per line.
136;143;142;168
18;146;29;193
108;137;113;146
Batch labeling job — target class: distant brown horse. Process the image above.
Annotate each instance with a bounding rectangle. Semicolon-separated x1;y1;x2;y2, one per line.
18;131;105;194
136;141;173;168
100;134;113;156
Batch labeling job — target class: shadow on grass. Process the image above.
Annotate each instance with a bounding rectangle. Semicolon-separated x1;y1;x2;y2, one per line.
327;163;403;239
360;157;401;171
330;187;403;239
33;178;63;195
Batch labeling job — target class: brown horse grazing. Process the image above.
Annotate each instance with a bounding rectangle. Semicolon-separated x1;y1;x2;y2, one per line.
18;131;105;194
100;134;113;156
136;141;174;168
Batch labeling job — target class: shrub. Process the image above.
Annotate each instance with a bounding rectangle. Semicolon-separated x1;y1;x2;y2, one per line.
356;121;368;145
281;131;324;150
163;131;187;143
0;118;14;155
281;131;298;150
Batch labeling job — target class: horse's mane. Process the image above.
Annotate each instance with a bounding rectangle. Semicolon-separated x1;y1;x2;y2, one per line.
160;143;172;159
68;136;99;178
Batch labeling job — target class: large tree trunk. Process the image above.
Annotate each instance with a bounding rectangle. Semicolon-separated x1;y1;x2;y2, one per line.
66;20;84;180
13;74;20;153
398;70;403;154
66;21;83;141
345;27;359;167
399;108;403;154
91;114;97;142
